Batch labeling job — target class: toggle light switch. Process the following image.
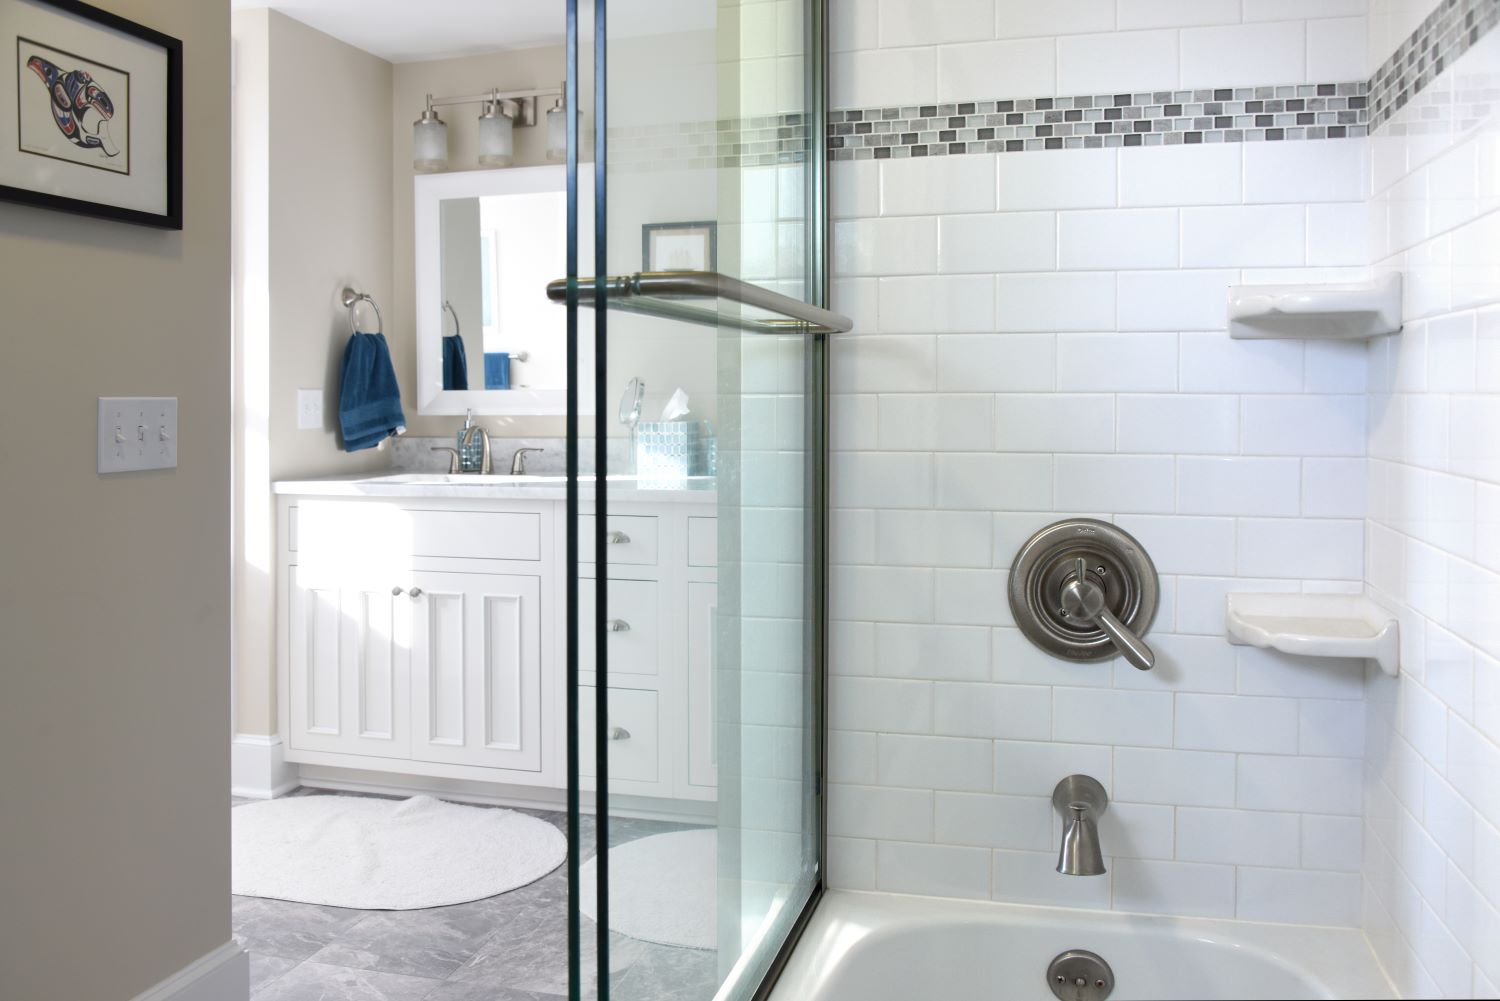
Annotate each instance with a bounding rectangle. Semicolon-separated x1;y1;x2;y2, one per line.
98;397;178;473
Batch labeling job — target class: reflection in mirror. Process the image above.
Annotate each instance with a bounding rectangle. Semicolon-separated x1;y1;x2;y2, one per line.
415;164;591;415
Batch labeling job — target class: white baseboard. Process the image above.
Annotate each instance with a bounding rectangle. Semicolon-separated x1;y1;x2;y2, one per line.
230;733;298;799
131;942;248;1001
297;764;717;825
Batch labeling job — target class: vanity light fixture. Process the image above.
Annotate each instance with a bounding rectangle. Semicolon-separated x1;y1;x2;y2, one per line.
413;99;448;173
478;97;514;168
545;85;567;162
413;86;561;172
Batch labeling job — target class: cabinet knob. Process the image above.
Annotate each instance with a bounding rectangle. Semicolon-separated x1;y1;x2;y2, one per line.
605;530;630;545
391;586;404;596
408;587;424;598
607;726;631;741
606;619;631;632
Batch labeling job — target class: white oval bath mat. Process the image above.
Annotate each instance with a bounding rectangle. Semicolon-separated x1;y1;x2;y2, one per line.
580;828;716;950
232;795;566;910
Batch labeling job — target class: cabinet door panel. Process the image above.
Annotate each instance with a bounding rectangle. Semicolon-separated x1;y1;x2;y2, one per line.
687;581;718;788
344;585;411;758
288;568;410;759
411;571;543;773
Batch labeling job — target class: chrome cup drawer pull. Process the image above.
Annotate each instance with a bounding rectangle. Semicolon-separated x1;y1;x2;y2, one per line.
606;619;631;632
607;726;631;741
605;530;630;544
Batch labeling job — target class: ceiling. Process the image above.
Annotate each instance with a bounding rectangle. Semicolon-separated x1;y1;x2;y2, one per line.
229;0;567;62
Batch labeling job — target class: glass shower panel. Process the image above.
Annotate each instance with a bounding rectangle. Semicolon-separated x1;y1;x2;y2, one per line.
565;2;832;999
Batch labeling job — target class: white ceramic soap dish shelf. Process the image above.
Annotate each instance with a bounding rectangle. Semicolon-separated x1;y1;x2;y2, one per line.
1228;272;1402;340
1226;593;1399;676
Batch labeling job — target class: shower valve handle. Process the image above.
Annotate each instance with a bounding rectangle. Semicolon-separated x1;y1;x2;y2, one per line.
1060;558;1155;672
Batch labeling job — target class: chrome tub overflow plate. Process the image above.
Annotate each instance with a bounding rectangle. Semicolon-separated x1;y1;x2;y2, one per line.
1008;519;1158;671
1047;949;1115;1001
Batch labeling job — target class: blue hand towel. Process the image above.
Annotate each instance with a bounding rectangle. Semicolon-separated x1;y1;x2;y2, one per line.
484;351;511;389
339;331;406;452
442;334;469;390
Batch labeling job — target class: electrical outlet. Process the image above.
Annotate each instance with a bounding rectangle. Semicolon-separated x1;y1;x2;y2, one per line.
297;388;324;430
98;397;177;474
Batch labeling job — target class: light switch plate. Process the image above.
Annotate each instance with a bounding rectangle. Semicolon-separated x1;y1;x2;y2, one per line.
296;388;324;430
98;397;178;473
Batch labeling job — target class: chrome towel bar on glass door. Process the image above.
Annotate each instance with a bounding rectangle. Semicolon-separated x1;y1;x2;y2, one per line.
545;270;852;335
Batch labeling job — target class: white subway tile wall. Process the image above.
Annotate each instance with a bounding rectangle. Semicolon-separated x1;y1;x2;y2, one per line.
823;3;1500;995
1360;9;1500;997
828;2;1374;930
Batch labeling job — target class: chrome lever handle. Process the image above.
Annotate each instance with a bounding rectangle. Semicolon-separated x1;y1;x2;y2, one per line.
607;726;631;741
605;530;630;544
1061;558;1154;671
605;619;630;632
1092;604;1155;671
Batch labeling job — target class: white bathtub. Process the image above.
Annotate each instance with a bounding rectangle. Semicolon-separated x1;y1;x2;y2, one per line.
769;891;1396;1001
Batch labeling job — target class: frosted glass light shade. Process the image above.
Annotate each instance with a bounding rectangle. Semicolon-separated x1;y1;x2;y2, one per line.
546;102;566;162
478;109;514;168
413;117;447;172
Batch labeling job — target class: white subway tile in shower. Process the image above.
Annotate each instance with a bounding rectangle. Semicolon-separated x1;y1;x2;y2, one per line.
993;394;1115;453
934;791;1055;851
1236;754;1363;814
936;37;1057;105
1052;688;1174;747
1113;746;1237;808
1112;858;1236;918
1117;270;1237;331
879;154;997;216
874;622;991;681
876;841;992;900
879;733;994;792
1180;204;1307;268
993;740;1113;798
1056;332;1179;392
878;275;996;333
1058;209;1180;271
1176;807;1302;867
1056;29;1179;94
938;212;1057;274
1117;395;1240;455
995;148;1118;212
936;334;1056;392
1178;457;1302;517
1180;21;1306;89
1119;143;1243;209
1237;867;1362;924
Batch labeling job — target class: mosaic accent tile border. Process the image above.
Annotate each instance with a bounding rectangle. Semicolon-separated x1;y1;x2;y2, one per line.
829;83;1368;160
605;0;1500;169
607;114;810;172
1369;0;1500;128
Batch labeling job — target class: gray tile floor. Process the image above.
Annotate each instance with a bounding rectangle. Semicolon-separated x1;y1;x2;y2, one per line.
233;792;719;1000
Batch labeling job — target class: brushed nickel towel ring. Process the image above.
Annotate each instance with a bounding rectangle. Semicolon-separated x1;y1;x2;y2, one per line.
341;286;384;336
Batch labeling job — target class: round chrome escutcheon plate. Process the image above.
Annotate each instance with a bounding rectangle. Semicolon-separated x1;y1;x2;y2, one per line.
1007;518;1158;663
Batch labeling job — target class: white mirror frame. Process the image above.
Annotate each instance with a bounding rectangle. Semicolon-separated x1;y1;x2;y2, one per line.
414;164;590;416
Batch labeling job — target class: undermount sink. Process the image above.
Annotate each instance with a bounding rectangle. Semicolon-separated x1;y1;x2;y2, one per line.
360;473;566;485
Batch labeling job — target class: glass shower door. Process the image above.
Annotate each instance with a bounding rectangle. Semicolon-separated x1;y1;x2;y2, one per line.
562;2;843;998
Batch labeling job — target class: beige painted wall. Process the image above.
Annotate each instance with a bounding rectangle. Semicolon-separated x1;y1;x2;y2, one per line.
233;9;394;737
0;0;233;996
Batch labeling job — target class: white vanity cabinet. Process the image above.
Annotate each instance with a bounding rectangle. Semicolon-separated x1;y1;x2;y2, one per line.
275;483;717;809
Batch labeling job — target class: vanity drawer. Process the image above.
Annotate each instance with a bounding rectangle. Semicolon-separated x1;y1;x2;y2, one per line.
578;515;658;566
409;510;541;561
296;503;541;564
578;578;659;676
687;516;717;567
579;687;659;784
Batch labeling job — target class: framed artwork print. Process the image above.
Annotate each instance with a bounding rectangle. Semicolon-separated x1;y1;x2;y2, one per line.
0;0;181;228
642;220;717;272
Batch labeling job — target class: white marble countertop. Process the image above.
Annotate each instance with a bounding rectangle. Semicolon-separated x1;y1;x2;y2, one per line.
273;473;718;505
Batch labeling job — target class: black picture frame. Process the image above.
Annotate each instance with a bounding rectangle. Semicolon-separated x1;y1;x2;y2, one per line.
0;0;182;229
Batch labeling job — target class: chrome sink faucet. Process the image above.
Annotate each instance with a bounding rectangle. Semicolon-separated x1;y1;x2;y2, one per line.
510;447;543;475
460;422;492;474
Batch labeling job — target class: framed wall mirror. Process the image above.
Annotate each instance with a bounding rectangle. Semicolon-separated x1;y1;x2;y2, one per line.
414;163;593;415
